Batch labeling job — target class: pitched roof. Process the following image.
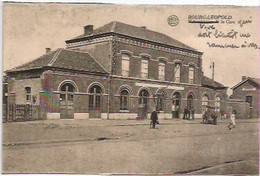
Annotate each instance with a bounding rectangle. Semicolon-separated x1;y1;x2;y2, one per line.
231;77;259;90
6;49;108;74
201;76;227;89
66;21;198;52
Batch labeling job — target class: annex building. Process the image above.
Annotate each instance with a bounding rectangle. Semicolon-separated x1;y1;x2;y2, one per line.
230;76;259;118
5;21;228;120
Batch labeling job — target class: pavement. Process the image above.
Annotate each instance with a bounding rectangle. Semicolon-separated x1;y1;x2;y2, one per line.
2;118;259;174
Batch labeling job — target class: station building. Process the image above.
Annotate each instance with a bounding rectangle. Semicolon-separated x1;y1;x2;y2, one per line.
5;21;228;120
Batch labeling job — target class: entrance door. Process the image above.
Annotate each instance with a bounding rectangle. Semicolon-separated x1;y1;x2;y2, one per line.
187;94;194;110
89;85;102;118
60;83;75;119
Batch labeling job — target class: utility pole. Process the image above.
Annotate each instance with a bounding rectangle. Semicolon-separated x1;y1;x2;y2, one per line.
210;62;215;81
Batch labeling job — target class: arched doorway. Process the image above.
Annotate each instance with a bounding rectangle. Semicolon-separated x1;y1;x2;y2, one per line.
156;91;166;111
187;94;194;110
172;92;181;118
60;82;75;119
89;85;103;118
120;89;129;110
202;95;209;114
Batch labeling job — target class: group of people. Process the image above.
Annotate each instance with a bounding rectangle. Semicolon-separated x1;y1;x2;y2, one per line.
150;106;237;130
182;106;195;120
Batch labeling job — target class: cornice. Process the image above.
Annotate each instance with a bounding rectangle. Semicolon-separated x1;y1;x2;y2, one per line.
66;33;202;58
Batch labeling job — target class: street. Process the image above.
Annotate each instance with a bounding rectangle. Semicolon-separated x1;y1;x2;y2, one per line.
2;119;259;174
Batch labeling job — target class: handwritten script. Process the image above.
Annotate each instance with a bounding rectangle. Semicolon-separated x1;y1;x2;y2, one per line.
189;15;259;49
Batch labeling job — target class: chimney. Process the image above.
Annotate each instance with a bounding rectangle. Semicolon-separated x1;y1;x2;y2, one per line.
242;76;247;81
84;25;94;35
45;48;51;54
140;26;146;29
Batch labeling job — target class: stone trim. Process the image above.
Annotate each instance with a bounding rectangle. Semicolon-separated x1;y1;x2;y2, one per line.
111;75;200;87
66;34;201;58
74;113;89;120
46;113;60;120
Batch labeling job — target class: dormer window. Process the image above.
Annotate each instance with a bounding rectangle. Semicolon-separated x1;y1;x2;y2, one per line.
121;54;130;77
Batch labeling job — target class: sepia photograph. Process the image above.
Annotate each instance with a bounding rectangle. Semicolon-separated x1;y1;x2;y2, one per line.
2;2;259;175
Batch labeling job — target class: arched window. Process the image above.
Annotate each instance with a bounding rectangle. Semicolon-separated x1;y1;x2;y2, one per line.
122;54;130;77
60;83;75;92
89;85;102;110
120;90;129;110
215;96;221;112
189;66;195;84
60;83;75;103
202;95;209;113
139;89;149;108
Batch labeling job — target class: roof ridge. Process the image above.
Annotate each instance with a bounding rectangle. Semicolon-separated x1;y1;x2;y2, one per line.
6;50;57;72
48;48;63;66
111;21;117;32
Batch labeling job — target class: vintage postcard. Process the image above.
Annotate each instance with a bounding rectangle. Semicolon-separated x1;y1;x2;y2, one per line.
2;3;259;175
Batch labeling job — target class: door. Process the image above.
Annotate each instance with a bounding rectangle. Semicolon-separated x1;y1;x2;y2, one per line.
60;83;75;119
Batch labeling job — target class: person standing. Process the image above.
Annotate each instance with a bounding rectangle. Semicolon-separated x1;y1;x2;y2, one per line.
190;106;195;120
175;105;180;119
150;109;159;129
228;109;236;130
172;104;176;118
183;107;187;119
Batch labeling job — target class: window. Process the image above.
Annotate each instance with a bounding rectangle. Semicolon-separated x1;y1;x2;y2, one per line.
215;96;221;112
174;63;181;83
89;85;102;110
60;82;75;106
25;87;31;102
122;54;130;77
120;90;129;110
139;89;149;108
61;83;75;92
141;59;148;79
158;62;165;80
202;95;209;113
189;66;194;84
245;96;253;107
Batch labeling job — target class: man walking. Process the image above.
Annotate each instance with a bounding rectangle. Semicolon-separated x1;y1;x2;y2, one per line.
150;109;159;129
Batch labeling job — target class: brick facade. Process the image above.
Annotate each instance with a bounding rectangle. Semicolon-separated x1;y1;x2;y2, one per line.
6;21;228;120
231;77;259;118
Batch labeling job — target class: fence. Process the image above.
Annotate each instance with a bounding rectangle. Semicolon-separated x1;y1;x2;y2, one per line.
5;104;46;122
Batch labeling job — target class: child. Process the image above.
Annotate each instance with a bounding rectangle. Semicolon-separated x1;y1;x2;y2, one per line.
228;110;236;130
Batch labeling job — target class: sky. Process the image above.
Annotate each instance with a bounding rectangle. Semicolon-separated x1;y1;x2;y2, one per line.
3;3;259;95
